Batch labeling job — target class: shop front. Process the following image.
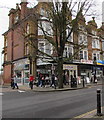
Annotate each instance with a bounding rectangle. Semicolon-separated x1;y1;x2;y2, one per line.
63;64;78;82
78;59;103;83
13;58;29;85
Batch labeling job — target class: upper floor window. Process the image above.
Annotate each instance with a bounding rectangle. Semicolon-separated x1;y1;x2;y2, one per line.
79;51;83;59
4;37;7;47
97;53;100;60
66;28;73;42
25;44;29;55
102;40;104;51
14;14;19;23
84;51;87;60
79;50;88;60
45;43;51;55
92;53;100;60
92;39;100;49
40;8;45;16
79;25;85;31
63;46;73;58
4;53;7;61
39;42;44;53
38;21;52;36
26;23;30;34
79;34;87;45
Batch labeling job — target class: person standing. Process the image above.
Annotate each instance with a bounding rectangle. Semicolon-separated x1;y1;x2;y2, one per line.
12;75;19;89
29;74;34;89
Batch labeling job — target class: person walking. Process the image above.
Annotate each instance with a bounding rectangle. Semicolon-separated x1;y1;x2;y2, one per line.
50;74;56;89
29;74;34;89
37;72;42;87
41;76;45;87
12;75;19;89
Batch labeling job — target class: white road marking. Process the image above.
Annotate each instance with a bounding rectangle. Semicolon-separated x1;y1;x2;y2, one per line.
0;93;4;96
18;90;26;93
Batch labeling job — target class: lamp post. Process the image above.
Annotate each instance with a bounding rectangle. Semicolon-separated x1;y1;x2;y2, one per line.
102;40;104;76
93;56;97;83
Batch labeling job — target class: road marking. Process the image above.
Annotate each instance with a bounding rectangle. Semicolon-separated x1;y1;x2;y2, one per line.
74;106;104;118
74;109;96;118
0;93;4;96
18;90;26;93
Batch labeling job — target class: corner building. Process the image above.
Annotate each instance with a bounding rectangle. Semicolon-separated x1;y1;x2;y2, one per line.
2;1;104;84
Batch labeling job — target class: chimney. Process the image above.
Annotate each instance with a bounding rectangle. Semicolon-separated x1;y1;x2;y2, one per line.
8;8;15;28
20;0;28;19
92;17;95;21
16;3;20;10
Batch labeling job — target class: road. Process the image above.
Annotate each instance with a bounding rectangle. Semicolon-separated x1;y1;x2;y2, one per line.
2;85;102;118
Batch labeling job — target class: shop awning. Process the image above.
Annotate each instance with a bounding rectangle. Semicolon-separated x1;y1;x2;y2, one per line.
97;60;104;65
37;62;52;66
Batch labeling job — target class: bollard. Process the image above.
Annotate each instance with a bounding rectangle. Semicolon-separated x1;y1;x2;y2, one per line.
97;89;102;116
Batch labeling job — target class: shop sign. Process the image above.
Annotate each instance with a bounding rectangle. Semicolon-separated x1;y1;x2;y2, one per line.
38;69;49;74
81;73;86;76
97;60;104;65
14;58;29;70
81;59;93;64
63;64;77;70
73;60;81;63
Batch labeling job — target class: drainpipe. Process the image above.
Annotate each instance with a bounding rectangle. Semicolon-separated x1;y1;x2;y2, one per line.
11;29;14;79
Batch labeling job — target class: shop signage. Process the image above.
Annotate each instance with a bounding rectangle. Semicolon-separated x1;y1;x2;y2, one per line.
63;64;77;70
97;60;104;65
73;60;81;63
81;59;93;64
81;73;86;76
13;58;29;70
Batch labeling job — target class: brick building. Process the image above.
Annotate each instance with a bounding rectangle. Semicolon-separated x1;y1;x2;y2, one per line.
2;1;104;84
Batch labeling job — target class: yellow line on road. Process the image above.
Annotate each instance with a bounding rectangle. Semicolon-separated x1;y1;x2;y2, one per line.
74;109;96;118
74;106;104;118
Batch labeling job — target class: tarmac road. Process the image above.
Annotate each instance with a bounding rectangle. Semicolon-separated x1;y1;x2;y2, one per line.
2;85;102;118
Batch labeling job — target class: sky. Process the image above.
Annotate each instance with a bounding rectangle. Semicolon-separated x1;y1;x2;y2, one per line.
0;0;103;70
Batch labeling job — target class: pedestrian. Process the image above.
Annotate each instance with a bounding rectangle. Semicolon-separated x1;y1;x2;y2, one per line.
11;78;14;88
50;74;56;89
63;73;66;85
37;72;42;87
45;75;49;85
29;74;34;89
41;76;45;87
65;73;69;85
12;75;19;89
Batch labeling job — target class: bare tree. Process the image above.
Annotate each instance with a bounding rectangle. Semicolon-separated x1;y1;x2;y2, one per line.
19;0;99;88
35;0;95;88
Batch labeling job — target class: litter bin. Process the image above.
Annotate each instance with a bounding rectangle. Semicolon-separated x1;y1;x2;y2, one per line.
71;77;77;88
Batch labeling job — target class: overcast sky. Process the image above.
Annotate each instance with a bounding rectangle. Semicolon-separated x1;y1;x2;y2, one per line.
0;0;103;70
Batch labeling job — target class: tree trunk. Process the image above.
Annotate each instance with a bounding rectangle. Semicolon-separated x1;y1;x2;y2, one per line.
57;57;63;88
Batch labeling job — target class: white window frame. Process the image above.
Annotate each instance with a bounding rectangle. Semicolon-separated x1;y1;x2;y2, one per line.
92;52;100;60
79;34;87;45
79;50;88;60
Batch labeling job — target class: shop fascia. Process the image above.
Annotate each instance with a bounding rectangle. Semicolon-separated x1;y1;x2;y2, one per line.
13;58;29;71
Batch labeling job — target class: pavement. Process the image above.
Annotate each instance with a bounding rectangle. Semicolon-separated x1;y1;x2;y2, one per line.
1;81;102;92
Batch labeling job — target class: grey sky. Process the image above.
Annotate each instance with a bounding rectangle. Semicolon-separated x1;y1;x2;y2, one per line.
0;0;103;69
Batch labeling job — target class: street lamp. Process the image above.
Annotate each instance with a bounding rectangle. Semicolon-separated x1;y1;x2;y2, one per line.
93;56;97;83
102;40;104;76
